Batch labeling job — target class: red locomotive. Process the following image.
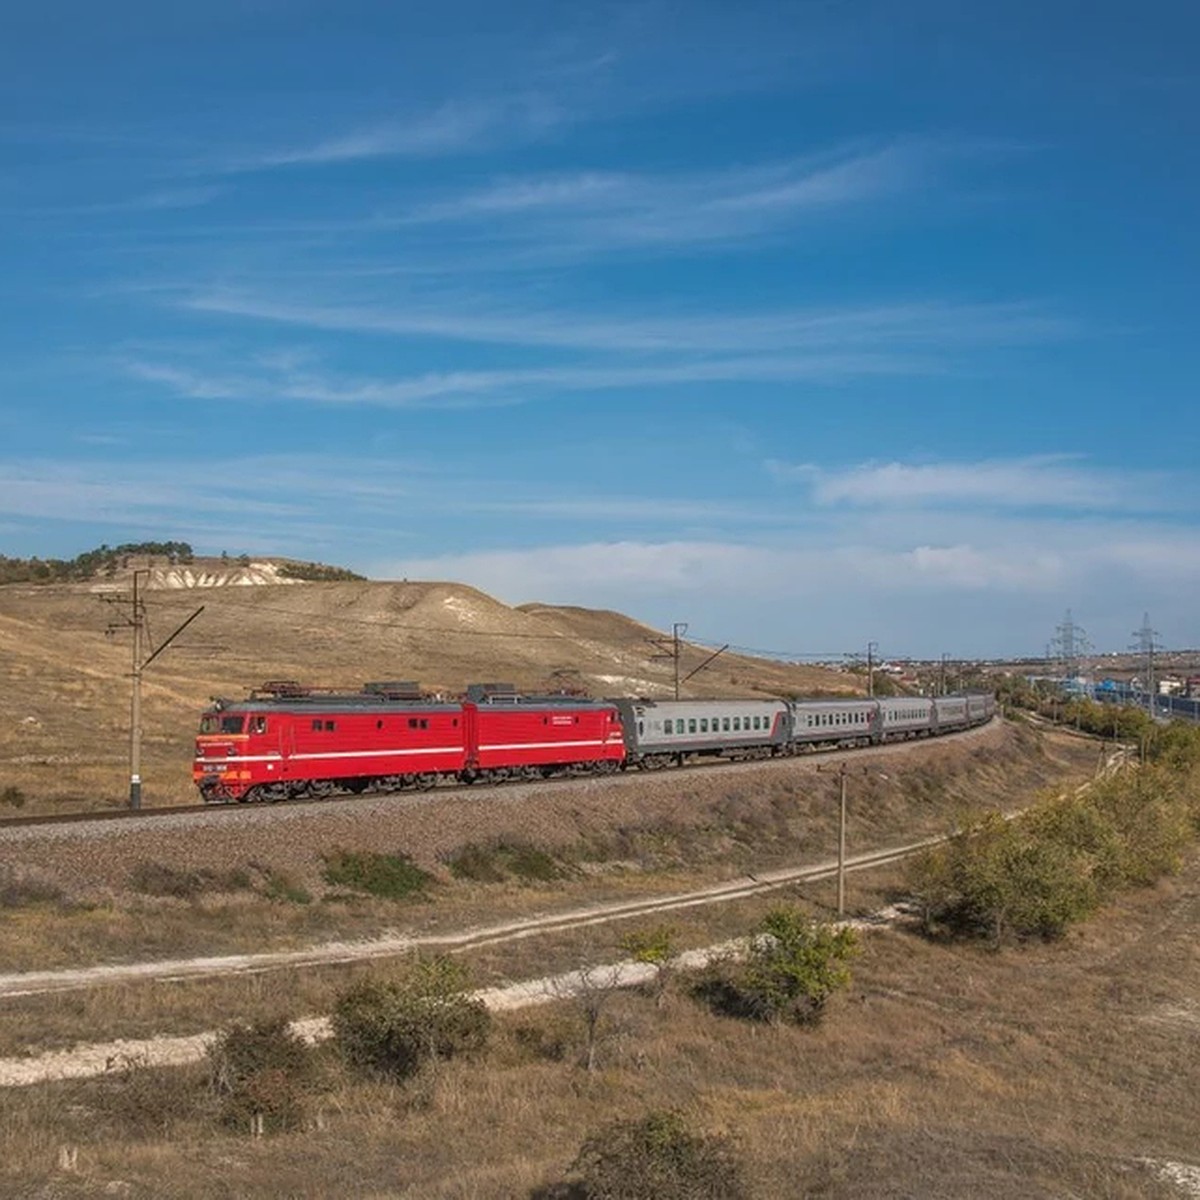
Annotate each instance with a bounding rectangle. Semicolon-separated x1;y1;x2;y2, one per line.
193;680;625;803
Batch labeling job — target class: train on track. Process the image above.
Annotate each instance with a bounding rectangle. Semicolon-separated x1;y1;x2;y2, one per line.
193;680;996;804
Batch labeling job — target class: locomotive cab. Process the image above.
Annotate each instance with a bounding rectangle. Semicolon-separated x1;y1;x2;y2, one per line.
194;705;270;802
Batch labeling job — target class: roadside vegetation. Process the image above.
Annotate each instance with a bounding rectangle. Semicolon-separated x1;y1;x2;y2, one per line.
320;849;434;900
442;838;569;883
998;679;1160;743
693;907;858;1025
909;714;1200;943
5;863;1196;1198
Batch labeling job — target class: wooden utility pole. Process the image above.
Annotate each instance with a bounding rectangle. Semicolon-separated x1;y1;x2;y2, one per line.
817;762;890;918
129;569;145;809
106;570;203;809
649;623;727;699
837;762;847;916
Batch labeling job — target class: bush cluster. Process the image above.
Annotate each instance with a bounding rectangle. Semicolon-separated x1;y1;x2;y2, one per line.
693;906;858;1026
0;865;65;908
910;753;1200;943
0;541;193;585
277;560;366;582
570;1109;747;1200
207;1018;317;1134
331;956;490;1079
1;785;26;809
443;838;565;883
320;849;432;899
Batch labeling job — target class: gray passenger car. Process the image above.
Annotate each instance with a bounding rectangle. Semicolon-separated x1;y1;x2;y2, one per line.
789;700;879;748
612;697;788;767
932;695;969;730
877;697;935;739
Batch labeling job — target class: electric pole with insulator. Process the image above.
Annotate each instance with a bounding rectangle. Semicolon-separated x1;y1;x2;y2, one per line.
104;569;204;808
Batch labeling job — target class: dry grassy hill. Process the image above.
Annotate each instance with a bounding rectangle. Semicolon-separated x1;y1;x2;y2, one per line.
0;556;858;810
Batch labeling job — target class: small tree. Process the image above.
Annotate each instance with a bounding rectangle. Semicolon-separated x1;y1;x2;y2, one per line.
549;960;626;1072
620;924;678;1007
695;907;857;1025
909;812;1100;943
570;1109;747;1200
332;957;490;1080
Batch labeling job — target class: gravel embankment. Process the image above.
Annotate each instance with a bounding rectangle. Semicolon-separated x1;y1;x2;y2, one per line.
0;722;1012;894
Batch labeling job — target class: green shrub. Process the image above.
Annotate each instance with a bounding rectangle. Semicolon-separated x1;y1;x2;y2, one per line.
570;1109;747;1200
620;924;678;1005
444;839;564;883
320;849;432;899
1149;722;1200;771
1090;768;1193;886
694;907;857;1025
207;1018;316;1134
332;957;490;1080
912;812;1102;942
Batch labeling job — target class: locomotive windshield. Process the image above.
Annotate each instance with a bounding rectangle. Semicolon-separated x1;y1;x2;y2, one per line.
199;714;246;734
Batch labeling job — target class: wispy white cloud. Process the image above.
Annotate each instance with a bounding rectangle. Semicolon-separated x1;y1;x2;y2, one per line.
395;141;959;251
122;349;928;409
180;291;1070;356
222;96;563;172
769;455;1173;513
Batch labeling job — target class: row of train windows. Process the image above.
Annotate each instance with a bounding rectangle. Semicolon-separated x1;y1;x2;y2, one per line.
662;714;770;735
803;711;867;728
887;709;928;722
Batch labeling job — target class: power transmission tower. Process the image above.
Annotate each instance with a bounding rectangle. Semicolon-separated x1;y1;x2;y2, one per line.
103;570;204;808
1051;609;1090;682
1130;612;1160;719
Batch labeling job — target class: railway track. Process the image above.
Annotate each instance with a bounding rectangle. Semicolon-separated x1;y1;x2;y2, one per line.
0;719;1003;837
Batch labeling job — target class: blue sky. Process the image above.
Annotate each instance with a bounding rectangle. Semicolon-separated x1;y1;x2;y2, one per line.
1;0;1198;660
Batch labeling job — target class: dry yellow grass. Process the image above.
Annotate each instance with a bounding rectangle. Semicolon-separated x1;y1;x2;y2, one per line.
1;851;1196;1197
0;566;860;812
